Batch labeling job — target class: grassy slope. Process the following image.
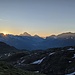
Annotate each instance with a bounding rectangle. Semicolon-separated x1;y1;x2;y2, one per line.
0;61;45;75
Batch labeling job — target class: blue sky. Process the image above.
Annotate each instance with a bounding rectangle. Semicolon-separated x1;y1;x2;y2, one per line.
0;0;75;36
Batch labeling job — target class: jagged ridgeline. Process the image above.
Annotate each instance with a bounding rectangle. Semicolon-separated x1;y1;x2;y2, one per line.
0;32;75;50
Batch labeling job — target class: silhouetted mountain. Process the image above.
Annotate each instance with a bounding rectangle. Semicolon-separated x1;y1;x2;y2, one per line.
58;32;75;38
0;42;18;54
20;32;31;36
0;32;75;50
34;34;40;37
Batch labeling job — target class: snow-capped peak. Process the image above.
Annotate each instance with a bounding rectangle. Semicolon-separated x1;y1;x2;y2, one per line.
20;32;31;36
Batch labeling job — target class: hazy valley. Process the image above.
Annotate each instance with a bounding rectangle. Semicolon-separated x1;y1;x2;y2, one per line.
0;32;75;50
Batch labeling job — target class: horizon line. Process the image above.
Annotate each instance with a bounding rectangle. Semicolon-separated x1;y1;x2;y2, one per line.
0;31;75;37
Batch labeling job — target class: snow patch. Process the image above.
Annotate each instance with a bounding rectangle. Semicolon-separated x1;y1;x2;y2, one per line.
49;52;55;56
31;57;45;64
69;61;72;63
34;71;39;73
4;54;7;56
67;48;74;50
21;60;25;63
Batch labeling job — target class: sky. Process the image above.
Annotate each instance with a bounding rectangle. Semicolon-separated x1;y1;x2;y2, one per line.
0;0;75;37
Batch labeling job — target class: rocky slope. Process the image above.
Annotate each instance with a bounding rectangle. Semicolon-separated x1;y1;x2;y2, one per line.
0;61;45;75
0;42;45;75
0;42;75;75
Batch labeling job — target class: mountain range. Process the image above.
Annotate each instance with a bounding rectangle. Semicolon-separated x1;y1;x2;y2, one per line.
0;32;75;50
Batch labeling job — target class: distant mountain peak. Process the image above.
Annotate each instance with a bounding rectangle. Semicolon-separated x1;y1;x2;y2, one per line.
0;33;4;36
20;32;31;36
34;34;40;37
57;32;75;38
46;35;57;39
59;32;73;35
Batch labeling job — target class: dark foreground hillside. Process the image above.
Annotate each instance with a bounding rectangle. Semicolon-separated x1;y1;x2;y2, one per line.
0;42;75;75
0;42;45;75
0;61;45;75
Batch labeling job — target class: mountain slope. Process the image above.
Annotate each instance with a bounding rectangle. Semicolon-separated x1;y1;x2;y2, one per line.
0;42;18;54
20;32;31;36
1;46;75;75
0;61;45;75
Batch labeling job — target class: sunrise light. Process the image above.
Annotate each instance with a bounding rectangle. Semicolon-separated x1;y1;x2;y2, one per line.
2;31;8;35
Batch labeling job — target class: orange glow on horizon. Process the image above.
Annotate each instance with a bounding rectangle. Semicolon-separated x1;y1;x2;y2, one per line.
0;31;58;37
2;31;9;35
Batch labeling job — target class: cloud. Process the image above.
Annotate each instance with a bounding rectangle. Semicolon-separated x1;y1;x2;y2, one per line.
0;19;8;22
